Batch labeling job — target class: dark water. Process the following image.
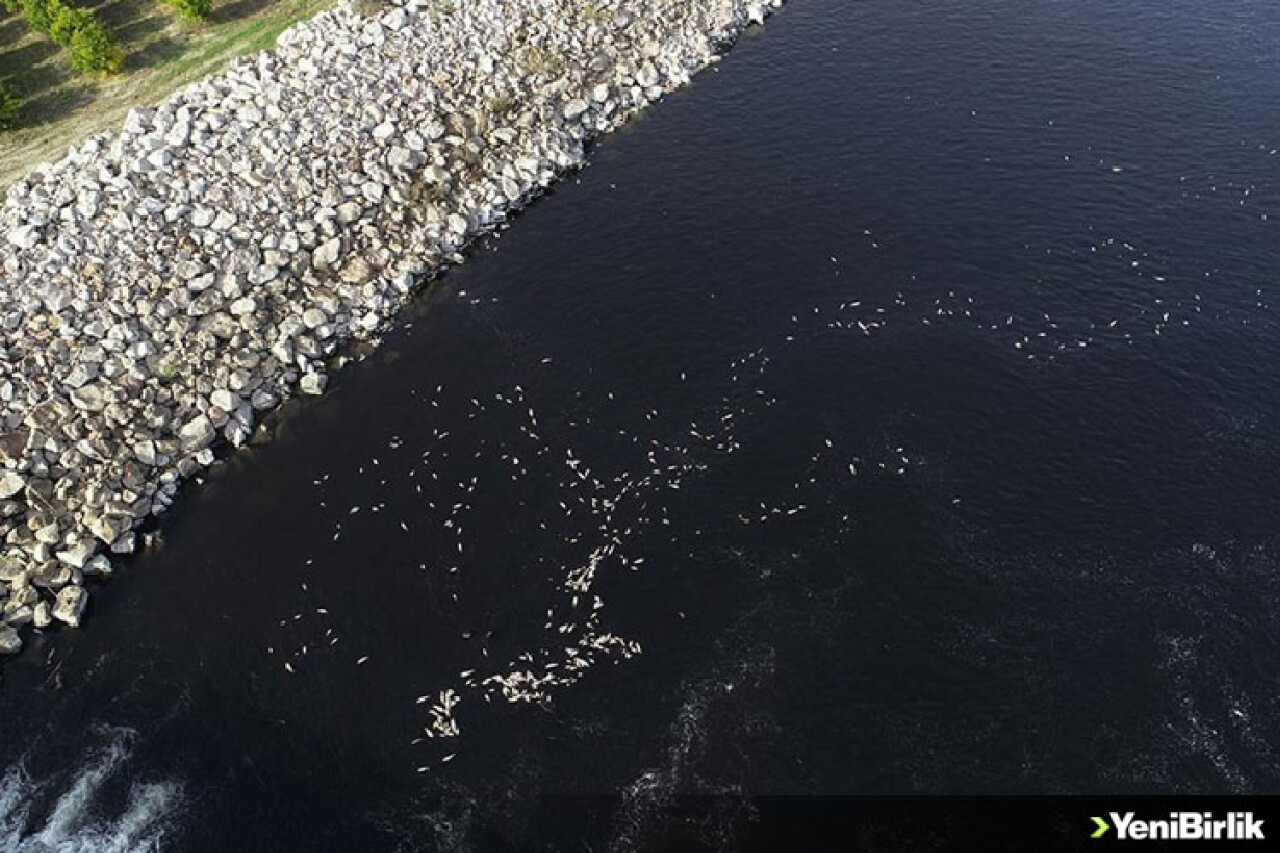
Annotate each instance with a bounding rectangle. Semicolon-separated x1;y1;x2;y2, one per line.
5;0;1280;848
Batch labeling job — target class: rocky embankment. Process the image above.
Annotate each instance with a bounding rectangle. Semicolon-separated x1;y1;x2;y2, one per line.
0;0;784;654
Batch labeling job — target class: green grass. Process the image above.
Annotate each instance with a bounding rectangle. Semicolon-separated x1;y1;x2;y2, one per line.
0;0;333;190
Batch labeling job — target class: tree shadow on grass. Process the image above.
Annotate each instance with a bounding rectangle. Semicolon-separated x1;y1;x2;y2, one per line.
124;33;192;71
2;69;73;103
0;42;64;94
14;83;97;130
90;0;163;31
210;0;281;26
114;13;172;45
0;17;25;45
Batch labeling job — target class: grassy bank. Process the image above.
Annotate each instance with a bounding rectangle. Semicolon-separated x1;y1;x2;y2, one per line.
0;0;332;190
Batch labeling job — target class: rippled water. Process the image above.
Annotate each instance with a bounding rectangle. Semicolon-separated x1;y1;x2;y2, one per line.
3;0;1280;849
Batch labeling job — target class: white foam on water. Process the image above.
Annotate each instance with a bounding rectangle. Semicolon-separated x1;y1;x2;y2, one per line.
33;737;132;847
0;766;35;851
88;782;182;853
0;731;183;853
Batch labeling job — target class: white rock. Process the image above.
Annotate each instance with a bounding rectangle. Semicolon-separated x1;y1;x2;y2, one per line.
299;372;328;395
6;225;39;250
55;541;96;569
210;389;240;412
52;585;88;627
313;237;342;269
147;148;174;169
251;388;280;410
0;472;24;500
179;415;216;451
384;8;407;30
65;362;100;389
336;202;362;224
133;439;158;466
388;147;420;171
176;259;208;280
70;383;110;412
111;532;136;554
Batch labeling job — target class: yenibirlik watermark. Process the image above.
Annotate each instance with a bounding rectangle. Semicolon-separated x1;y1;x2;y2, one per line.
1090;812;1265;841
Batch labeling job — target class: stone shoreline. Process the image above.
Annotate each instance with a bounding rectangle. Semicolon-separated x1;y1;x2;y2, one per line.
0;0;784;654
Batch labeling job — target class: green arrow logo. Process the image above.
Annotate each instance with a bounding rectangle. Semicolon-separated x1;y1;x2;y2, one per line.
1091;816;1111;839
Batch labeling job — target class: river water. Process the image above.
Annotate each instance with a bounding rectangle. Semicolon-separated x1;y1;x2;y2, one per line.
3;0;1280;849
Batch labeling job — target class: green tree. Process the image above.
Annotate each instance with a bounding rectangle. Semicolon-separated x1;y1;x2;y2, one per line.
50;2;93;45
162;0;211;20
68;19;122;74
0;81;20;130
9;0;123;75
19;0;53;33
